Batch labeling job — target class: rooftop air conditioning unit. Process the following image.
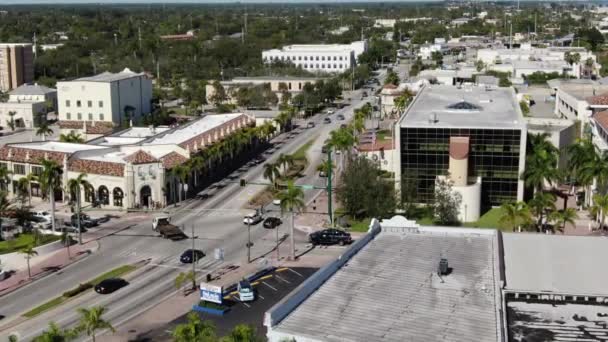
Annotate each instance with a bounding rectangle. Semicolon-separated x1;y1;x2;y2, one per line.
438;258;449;276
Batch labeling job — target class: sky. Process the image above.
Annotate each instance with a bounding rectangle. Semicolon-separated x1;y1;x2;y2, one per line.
0;0;442;3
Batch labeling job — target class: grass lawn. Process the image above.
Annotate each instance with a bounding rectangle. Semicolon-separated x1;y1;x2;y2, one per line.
23;264;138;318
292;138;316;161
463;207;505;230
349;218;372;232
0;233;61;255
376;129;392;141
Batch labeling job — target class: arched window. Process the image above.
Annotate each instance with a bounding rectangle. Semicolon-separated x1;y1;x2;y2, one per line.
113;187;124;207
85;184;95;203
98;186;109;205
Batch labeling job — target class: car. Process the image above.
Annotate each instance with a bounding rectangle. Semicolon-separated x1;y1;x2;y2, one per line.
70;213;101;228
309;228;353;246
29;216;51;229
180;249;205;263
307;122;315;128
243;212;263;225
272;198;281;206
33;211;52;222
362;91;368;97
263;217;282;229
337;114;345;121
238;279;255;302
59;225;87;234
323;117;331;124
95;278;128;294
319;170;327;177
326;109;335;114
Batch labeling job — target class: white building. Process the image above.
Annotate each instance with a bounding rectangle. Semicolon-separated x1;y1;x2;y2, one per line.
553;80;608;137
262;41;367;74
417;43;446;60
0;83;56;129
56;68;152;136
374;19;396;28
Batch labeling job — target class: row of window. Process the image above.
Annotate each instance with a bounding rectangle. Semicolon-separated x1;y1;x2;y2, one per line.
269;55;346;62
66;113;105;121
300;63;346;70
0;162;42;176
65;100;104;108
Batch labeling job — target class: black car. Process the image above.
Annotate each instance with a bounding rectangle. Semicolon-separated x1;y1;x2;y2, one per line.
70;214;99;228
323;117;331;124
309;229;352;246
337;114;345;121
180;249;205;263
95;278;128;294
263;217;282;229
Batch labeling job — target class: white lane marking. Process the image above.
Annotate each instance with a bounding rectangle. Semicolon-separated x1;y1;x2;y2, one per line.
262;281;278;291
275;274;291;284
258;294;265;300
288;268;303;277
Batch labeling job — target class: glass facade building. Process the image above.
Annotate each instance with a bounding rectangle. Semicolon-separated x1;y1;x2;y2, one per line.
400;127;523;207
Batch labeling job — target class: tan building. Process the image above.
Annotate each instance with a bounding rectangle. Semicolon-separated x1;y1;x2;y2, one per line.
0;43;34;92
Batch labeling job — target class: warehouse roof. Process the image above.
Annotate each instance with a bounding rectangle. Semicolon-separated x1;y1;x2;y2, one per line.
75;68;146;83
9;83;56;96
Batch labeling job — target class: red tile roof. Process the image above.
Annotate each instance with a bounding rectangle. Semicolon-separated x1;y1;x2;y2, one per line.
586;93;608;106
593;110;608;132
449;136;470;160
0;146;67;165
161;152;188;169
357;140;394;152
68;159;124;177
58;121;114;135
124;150;158;164
383;84;398;89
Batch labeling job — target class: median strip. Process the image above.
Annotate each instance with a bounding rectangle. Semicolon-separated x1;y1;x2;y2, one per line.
22;264;138;318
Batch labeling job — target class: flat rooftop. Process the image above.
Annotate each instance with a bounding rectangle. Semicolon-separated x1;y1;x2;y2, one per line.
8;141;106;154
400;85;525;130
271;222;503;342
503;233;608;296
75;68;145;83
146;113;244;145
558;82;608;101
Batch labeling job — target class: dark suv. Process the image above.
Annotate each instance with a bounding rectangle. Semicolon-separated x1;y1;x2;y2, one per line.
309;229;352;246
263;217;282;229
70;214;99;228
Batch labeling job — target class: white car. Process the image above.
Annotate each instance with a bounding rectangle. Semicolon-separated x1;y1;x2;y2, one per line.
238;280;255;302
243;212;263;225
33;211;52;222
272;199;281;206
326;109;335;114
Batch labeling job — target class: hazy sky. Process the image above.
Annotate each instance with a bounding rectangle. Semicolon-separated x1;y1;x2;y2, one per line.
1;0;435;3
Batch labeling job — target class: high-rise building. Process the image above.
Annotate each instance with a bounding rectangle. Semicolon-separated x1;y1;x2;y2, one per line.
0;43;34;92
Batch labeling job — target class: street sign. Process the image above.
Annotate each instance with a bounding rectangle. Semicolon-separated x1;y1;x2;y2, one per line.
200;282;223;304
300;184;314;190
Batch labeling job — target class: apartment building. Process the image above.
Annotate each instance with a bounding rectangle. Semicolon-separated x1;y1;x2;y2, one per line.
0;83;56;129
262;41;367;73
0;43;34;92
56;68;152;139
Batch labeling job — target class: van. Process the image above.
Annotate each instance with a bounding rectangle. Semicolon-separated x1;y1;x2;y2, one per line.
238;280;254;302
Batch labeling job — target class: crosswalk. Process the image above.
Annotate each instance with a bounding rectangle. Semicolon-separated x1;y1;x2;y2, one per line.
114;245;224;272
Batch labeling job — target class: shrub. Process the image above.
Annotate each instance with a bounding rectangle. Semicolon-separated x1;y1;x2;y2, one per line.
63;283;93;298
197;301;229;310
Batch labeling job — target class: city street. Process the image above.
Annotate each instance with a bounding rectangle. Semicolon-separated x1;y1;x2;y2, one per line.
0;70;384;341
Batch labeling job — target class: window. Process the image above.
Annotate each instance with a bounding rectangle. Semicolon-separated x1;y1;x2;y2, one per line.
333;56;337;61
316;56;319;61
66;113;71;120
99;113;104;121
13;164;25;175
0;162;6;171
76;100;81;107
88;113;93;121
87;100;92;108
298;56;302;61
77;113;82;120
304;56;308;61
65;100;71;107
31;166;42;176
99;101;103;108
321;56;325;61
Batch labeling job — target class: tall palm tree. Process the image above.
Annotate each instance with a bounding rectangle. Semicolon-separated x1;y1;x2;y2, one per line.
568;138;597;206
0;165;12;192
499;202;532;232
33;322;76;342
278;180;305;261
277;153;295;174
59;132;85;143
171;165;190;203
36;123;54;141
188;156;205;187
522;134;560;194
274;111;290;132
20;244;38;278
75;306;115;342
591;193;608;230
316;159;335;176
581;151;608;197
329;127;356;161
549;208;578;233
263;163;281;189
0;191;10;240
18;173;37;207
67;173;90;244
39;159;63;232
528;192;556;231
172;312;217;342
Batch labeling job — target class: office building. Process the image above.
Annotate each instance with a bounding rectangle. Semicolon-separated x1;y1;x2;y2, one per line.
262;41;367;73
395;85;527;218
56;68;152;139
0;43;34;92
0;83;56;129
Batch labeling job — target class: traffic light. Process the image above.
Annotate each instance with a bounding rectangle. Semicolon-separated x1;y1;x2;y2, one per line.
240;179;246;187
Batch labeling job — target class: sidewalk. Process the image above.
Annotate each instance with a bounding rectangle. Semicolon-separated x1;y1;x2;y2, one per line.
0;240;98;296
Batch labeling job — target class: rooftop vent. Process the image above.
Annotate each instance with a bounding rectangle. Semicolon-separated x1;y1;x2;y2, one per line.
438;258;449;276
428;113;438;124
447;101;481;111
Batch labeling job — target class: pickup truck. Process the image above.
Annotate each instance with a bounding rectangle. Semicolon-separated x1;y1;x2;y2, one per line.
153;215;188;241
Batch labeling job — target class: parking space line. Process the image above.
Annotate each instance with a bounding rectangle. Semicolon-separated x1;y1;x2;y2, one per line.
259;275;273;281
288;268;303;277
275;274;291;284
258;294;265;300
276;267;289;273
262;281;278;291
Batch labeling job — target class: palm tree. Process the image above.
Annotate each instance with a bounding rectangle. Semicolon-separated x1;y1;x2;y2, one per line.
394;92;412;116
568;138;597;206
274;111;290;132
7;111;16;131
75;306;115;342
580;151;608;198
277;153;295;175
263;163;281;189
0;191;10;240
522;133;560;194
549;208;578;233
278;180;305;261
18;173;37;207
171;165;191;203
59;132;85;143
36;123;54;141
0;165;12;192
329;127;356;161
39;159;63;232
316;159;335;176
172;312;217;342
499;202;532;232
591;193;608;230
188;156;205;187
33;322;76;342
67;173;89;244
528;192;556;231
20;244;38;278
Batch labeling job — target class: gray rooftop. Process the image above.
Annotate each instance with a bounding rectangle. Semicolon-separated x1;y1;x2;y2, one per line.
75;68;145;83
9;83;56;96
400;85;525;130
272;223;503;342
558;82;608;101
503;233;608;296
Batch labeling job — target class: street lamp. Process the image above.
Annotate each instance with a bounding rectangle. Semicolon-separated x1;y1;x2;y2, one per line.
183;183;189;200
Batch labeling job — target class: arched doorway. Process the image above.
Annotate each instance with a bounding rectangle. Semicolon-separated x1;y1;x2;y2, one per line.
98;186;109;205
113;188;124;207
140;185;152;208
85;185;95;204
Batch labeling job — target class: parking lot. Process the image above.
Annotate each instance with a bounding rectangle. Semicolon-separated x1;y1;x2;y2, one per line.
143;267;317;340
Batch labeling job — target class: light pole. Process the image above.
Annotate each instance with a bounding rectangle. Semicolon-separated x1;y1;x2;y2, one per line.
183;183;189;201
246;218;252;263
191;225;197;290
77;187;82;245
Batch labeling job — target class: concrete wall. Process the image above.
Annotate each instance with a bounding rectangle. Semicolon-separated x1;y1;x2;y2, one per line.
0;240;63;270
0;101;46;128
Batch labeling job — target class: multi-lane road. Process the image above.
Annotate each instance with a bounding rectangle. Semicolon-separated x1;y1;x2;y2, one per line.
0;71;385;341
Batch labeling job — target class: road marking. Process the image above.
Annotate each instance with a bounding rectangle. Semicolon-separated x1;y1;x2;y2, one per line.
276;267;289;272
234;297;251;308
275;274;291;284
262;281;278;291
288;268;303;277
258;294;265;300
259;275;273;281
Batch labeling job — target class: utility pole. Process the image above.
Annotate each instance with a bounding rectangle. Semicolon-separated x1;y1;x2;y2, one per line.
190;225;196;290
138;26;142;50
276;217;280;261
327;147;333;226
77;188;82;245
156;61;160;81
247;218;251;263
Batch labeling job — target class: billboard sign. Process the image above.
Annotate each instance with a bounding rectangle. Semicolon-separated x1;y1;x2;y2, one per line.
200;282;223;304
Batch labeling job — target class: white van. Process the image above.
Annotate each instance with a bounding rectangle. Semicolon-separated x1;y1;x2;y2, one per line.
238;280;254;302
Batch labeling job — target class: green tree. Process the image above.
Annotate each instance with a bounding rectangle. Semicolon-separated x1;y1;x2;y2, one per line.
39;159;63;232
475;59;486;72
277;153;295;176
549;208;578;233
7;111;16;131
591;193;608;230
528;192;556;231
172;312;217;342
568;138;598;206
18;173;37;207
0;191;11;240
384;70;400;86
499;202;532;232
59;132;85;143
522;133;560;194
433;177;461;226
67;173;90;244
210;80;227;107
175;271;196;296
431;50;443;66
75;306;115;342
278;180;305;261
20;244;38;278
33;322;76;342
263;162;281;189
221;324;260;342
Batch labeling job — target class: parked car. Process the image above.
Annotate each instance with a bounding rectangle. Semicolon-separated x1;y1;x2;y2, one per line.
238;279;255;302
326;109;335;114
243;211;263;225
263;217;282;229
70;214;99;228
337;114;345;121
307;121;315;128
362;91;368;97
33;211;52;222
95;278;128;294
59;225;87;234
272;199;281;206
309;229;352;246
180;249;205;263
323;117;331;124
29;216;51;229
